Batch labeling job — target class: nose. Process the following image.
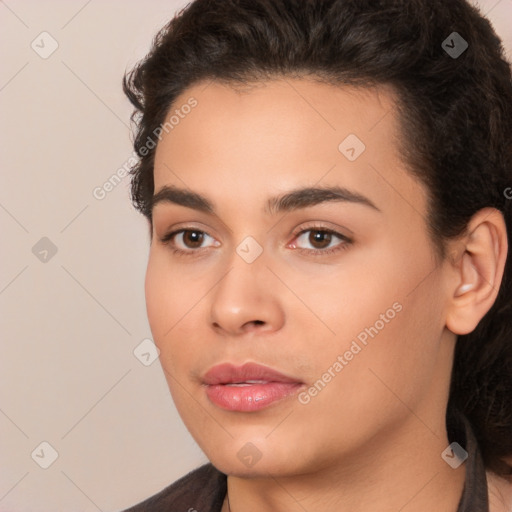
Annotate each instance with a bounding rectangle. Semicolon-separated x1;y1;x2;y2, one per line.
209;256;285;336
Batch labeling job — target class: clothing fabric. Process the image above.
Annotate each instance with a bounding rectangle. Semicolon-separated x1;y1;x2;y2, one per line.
449;409;489;511
122;409;488;512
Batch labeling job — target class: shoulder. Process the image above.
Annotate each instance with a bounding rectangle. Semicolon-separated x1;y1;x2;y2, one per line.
487;470;512;512
121;463;227;512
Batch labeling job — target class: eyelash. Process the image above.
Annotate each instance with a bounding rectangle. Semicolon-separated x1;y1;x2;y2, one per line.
160;224;352;258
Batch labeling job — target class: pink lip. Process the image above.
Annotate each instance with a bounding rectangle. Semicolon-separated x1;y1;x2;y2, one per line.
203;362;303;412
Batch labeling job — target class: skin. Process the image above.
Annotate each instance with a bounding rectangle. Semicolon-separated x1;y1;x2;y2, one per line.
145;78;508;512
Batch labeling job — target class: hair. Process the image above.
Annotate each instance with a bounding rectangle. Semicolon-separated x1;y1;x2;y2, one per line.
123;0;512;475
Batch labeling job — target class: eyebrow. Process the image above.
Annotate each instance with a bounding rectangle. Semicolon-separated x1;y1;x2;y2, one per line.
150;184;381;215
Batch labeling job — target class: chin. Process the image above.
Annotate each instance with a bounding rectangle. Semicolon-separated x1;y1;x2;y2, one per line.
209;456;294;479
200;436;311;479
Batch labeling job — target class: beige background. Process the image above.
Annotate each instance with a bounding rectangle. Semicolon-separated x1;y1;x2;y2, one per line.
0;1;510;510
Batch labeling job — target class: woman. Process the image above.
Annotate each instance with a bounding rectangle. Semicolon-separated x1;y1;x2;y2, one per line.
121;0;512;510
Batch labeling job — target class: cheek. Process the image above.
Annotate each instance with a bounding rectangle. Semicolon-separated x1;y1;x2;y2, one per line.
316;281;443;424
145;251;186;356
144;251;168;338
290;297;443;462
144;250;207;373
286;242;406;346
304;240;442;394
145;249;194;336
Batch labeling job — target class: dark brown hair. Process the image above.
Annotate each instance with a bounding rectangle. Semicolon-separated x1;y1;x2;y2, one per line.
123;0;512;475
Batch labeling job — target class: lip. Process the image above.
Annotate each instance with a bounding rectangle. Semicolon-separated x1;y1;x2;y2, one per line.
203;362;303;412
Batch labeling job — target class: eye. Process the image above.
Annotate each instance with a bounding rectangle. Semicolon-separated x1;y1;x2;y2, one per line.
290;227;351;256
160;228;219;255
159;226;351;257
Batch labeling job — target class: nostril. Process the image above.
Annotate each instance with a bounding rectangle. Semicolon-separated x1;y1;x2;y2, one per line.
243;320;265;331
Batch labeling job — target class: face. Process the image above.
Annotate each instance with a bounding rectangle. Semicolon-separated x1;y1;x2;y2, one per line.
146;78;455;477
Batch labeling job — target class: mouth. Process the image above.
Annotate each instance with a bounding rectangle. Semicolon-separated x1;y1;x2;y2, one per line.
202;362;304;412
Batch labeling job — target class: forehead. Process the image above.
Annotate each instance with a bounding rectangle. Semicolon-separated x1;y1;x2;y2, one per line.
152;78;427;219
155;78;399;162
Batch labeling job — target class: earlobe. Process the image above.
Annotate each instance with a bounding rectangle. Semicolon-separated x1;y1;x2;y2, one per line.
445;208;508;336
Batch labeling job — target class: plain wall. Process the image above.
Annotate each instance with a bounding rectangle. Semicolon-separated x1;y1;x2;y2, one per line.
0;1;510;510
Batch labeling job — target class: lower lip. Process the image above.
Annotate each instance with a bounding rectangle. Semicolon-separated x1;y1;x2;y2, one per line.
205;382;302;412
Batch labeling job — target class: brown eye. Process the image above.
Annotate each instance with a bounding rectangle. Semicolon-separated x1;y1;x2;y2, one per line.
291;227;351;256
308;230;332;249
160;228;219;255
181;230;205;248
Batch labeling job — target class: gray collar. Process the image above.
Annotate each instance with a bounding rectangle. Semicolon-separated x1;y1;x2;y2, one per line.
450;409;489;511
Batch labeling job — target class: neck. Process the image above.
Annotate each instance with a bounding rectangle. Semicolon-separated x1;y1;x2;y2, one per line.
222;414;466;512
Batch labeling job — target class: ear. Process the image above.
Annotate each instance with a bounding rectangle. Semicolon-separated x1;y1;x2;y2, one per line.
445;208;508;335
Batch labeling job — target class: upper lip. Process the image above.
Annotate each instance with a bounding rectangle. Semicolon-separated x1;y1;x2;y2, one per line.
202;362;302;385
